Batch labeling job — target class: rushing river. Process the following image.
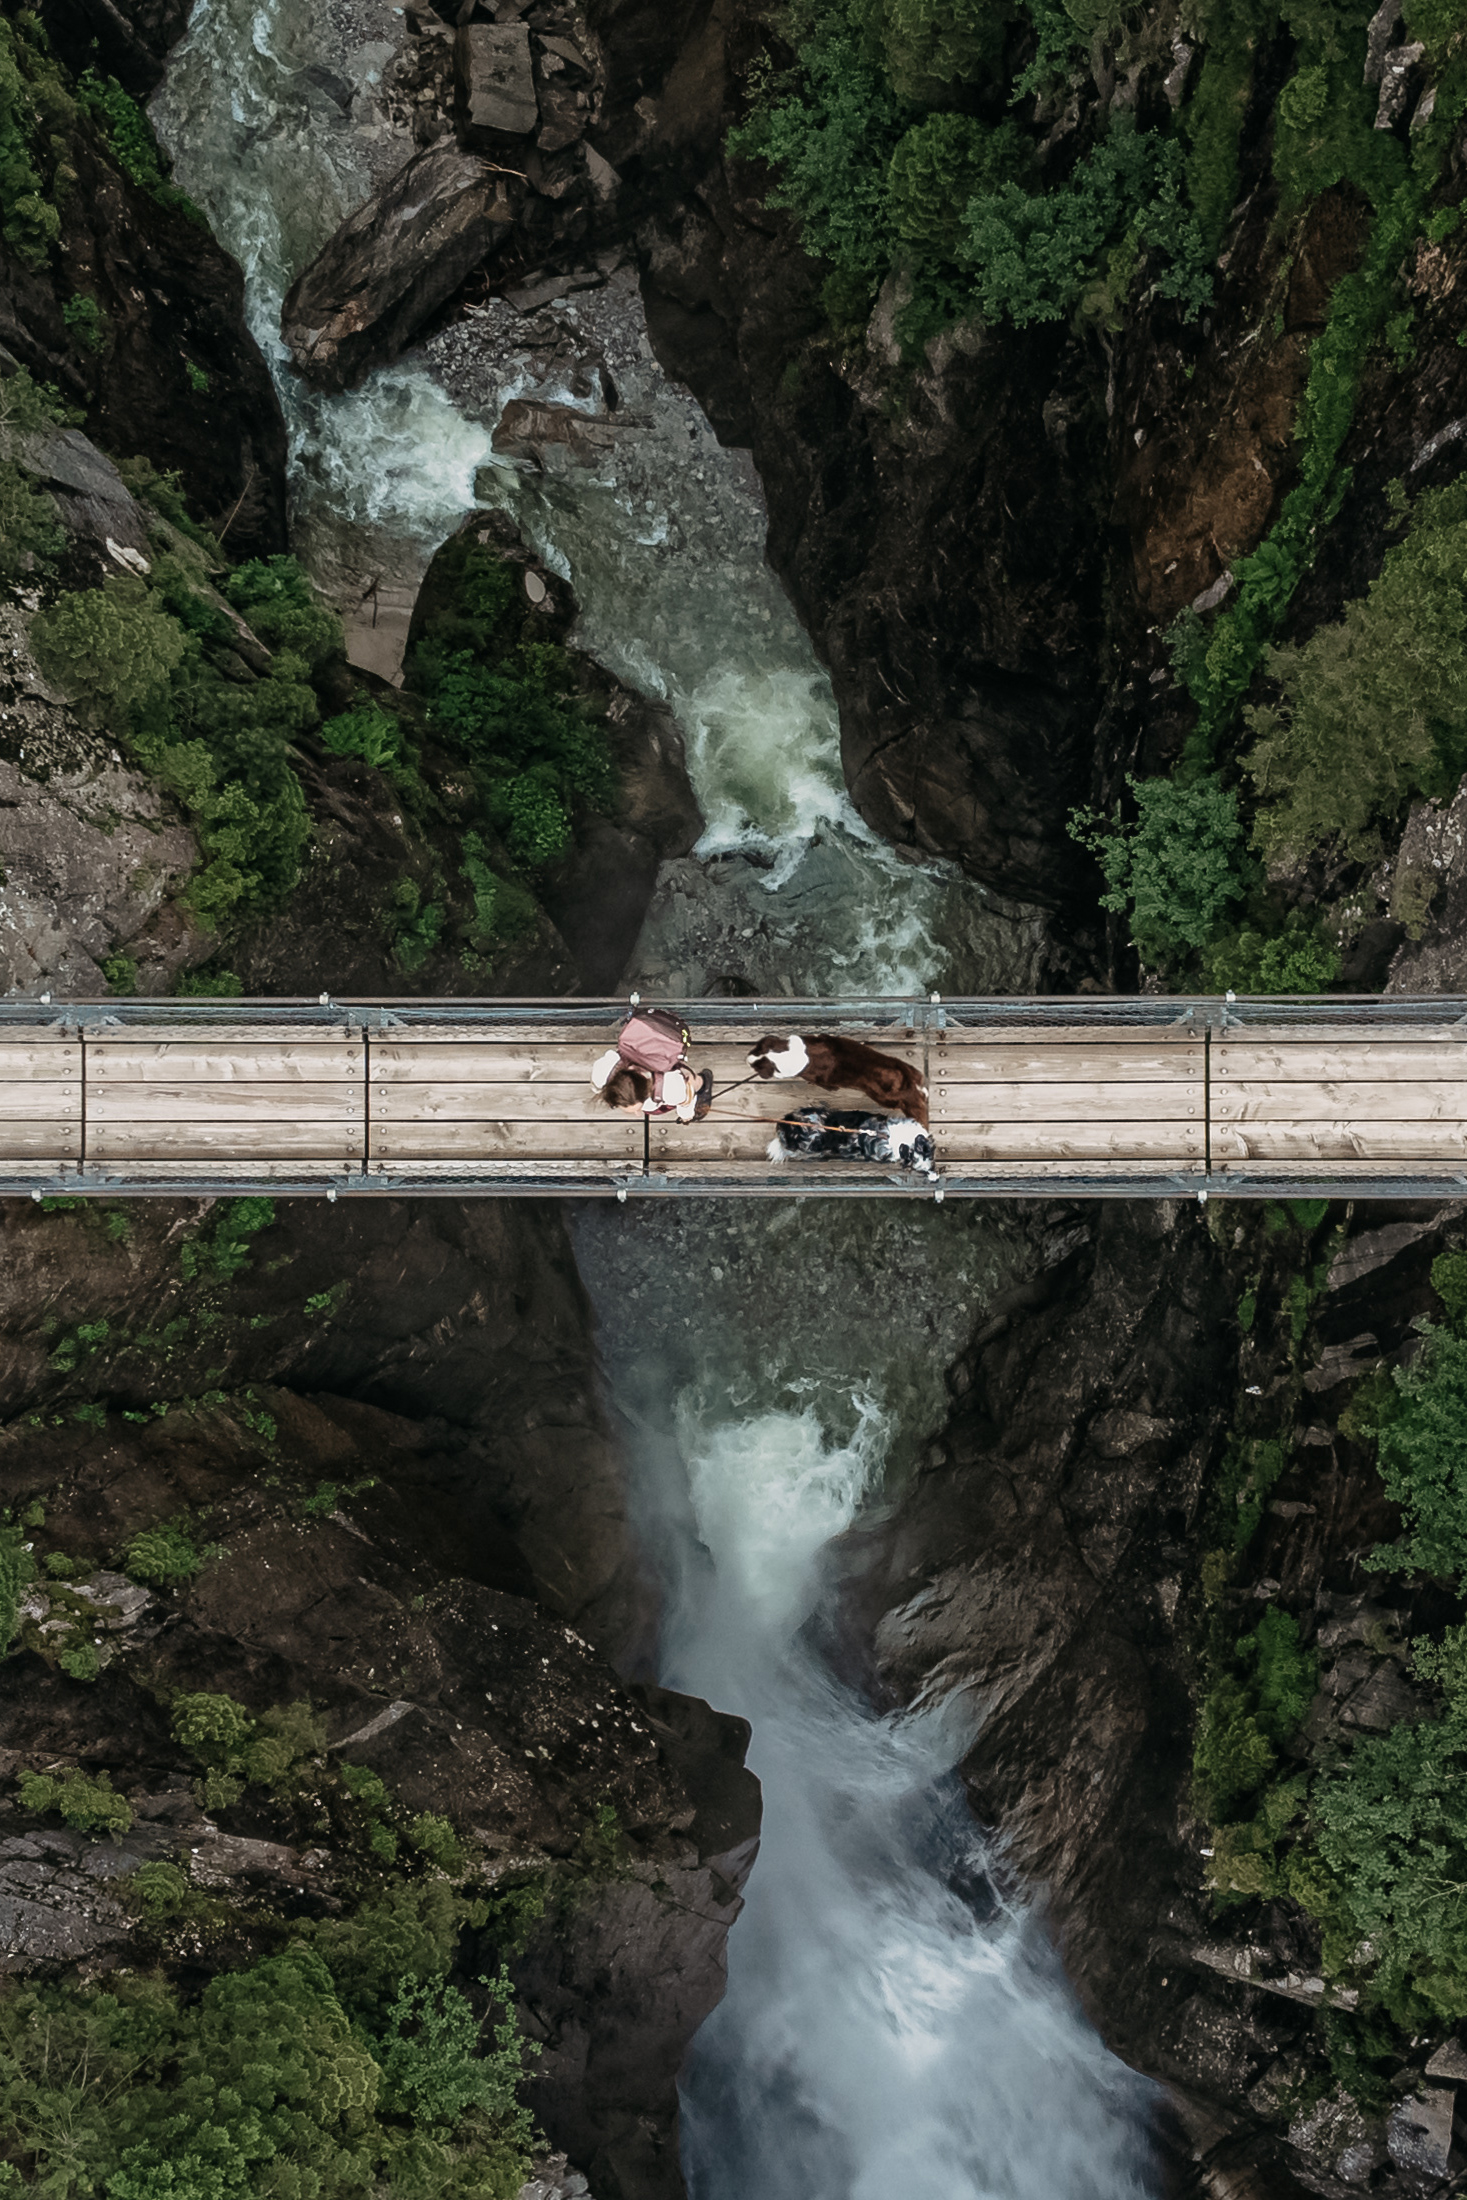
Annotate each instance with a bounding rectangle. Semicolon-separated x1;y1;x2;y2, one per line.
155;12;1159;2193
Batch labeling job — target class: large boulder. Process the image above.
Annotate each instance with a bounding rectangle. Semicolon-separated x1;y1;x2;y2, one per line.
282;141;523;392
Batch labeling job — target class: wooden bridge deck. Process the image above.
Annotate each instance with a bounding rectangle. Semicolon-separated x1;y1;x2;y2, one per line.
4;996;1467;1200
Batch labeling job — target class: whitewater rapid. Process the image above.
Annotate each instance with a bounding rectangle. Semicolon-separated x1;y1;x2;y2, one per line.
153;11;1160;2193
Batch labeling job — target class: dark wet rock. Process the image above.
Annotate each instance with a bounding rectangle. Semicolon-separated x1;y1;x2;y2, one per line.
0;1389;759;2190
494;397;620;465
282;141;523;392
0;124;287;560
1386;2089;1456;2177
0;1194;653;1661
36;0;193;97
16;424;152;560
457;21;539;140
0;607;202;997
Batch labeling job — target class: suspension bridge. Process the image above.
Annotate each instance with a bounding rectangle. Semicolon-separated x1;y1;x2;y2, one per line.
2;995;1467;1201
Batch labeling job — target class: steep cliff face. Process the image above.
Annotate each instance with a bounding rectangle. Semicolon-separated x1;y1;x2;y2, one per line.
0;1190;760;2196
830;1192;1467;2198
2;8;287;558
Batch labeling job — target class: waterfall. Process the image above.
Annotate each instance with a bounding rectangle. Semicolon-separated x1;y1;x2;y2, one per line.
152;11;1160;2192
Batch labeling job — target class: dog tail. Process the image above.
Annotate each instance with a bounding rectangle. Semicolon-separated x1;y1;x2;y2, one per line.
766;1133;788;1164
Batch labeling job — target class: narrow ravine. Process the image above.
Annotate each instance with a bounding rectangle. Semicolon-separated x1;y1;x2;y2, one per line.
153;10;1159;2191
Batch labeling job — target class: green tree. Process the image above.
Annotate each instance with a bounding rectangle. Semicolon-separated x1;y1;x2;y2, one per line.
29;580;187;728
1070;771;1248;963
1245;480;1467;866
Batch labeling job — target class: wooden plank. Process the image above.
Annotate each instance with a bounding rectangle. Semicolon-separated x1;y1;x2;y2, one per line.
0;1082;80;1118
932;1044;1200;1082
932;1081;1201;1122
0;1042;83;1079
88;1044;362;1081
0;1123;82;1157
1214;1081;1467;1121
370;1024;624;1049
370;1080;889;1123
365;1157;640;1178
651;1158;921;1180
1210;1023;1467;1045
937;1159;1208;1179
88;1122;364;1159
1214;1045;1467;1081
368;1119;643;1159
938;1123;1205;1161
1213;1122;1467;1160
934;1024;1204;1045
88;1083;363;1123
81;1024;356;1045
87;1161;356;1183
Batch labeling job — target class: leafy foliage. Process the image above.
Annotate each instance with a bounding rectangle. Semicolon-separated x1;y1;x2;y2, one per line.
1070;772;1248;963
28;580;187;726
1245;479;1467;867
1201;910;1342;993
0;14;72;270
729;0;1210;345
408;535;612;875
75;67;205;225
0;1516;37;1654
18;1765;132;1837
727;7;903;281
1431;1250;1467;1333
888;113;1031;258
224;557;340;671
1369;1323;1467;1588
180;1196;277;1281
0;1931;537;2198
123;1522;211;1587
319;704;402;768
1194;1605;1318;1822
962;119;1211;327
1307;1627;1467;2024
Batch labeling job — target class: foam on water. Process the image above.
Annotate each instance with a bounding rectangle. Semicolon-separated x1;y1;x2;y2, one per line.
658;1395;1159;2200
154;0;1047;995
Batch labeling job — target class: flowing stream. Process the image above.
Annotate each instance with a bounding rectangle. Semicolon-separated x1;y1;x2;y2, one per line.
155;14;1159;2191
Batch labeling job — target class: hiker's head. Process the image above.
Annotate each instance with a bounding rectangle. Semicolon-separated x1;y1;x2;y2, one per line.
602;1065;650;1110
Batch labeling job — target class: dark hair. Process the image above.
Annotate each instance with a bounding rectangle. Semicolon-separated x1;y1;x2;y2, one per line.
602;1065;650;1109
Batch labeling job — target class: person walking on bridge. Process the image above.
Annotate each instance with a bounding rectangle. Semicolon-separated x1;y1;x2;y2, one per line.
590;1007;714;1123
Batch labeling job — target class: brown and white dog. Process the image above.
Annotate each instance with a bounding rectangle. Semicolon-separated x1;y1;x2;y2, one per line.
746;1034;929;1127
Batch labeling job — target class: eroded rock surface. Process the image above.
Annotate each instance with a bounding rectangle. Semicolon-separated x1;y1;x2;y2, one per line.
282;141;524;393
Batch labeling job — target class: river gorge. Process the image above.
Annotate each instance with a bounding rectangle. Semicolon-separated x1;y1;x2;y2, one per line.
5;0;1467;2195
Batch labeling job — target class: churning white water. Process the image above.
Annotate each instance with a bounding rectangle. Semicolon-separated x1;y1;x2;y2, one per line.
153;13;1157;2191
663;1402;1157;2200
153;0;1048;995
573;1200;1160;2200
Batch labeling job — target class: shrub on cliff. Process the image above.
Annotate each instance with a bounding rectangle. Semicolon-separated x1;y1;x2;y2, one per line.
0;15;72;270
1245;480;1467;868
1193;1606;1318;1823
1305;1626;1467;2023
1070;771;1249;963
960;118;1211;326
29;578;188;725
0;1933;537;2199
727;2;903;281
888;112;1031;258
1367;1322;1467;1589
224;555;341;670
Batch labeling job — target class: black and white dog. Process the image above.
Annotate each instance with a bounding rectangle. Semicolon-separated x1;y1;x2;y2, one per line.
768;1106;935;1175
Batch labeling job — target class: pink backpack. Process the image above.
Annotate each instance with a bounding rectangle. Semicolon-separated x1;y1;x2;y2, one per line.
618;1009;692;1103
